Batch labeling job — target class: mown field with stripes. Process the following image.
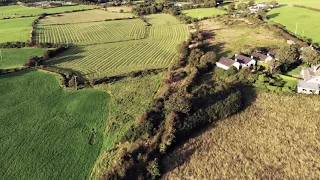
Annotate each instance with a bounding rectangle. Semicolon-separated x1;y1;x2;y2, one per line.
36;19;147;45
43;14;188;79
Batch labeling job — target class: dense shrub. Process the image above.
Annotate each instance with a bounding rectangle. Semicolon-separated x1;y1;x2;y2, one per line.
24;56;41;67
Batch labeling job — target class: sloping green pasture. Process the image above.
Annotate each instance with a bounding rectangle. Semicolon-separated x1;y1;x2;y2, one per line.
0;17;36;43
0;70;109;180
267;6;320;45
0;48;46;69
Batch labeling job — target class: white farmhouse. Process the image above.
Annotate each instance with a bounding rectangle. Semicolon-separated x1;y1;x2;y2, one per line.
234;54;256;68
216;57;240;70
297;65;320;94
251;51;273;62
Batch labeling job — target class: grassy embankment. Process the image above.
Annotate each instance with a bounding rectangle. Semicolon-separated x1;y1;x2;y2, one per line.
267;6;320;45
91;73;163;178
0;70;109;180
0;48;46;69
162;92;320;179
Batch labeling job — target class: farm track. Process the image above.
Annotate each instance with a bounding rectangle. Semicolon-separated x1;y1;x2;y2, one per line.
40;14;188;79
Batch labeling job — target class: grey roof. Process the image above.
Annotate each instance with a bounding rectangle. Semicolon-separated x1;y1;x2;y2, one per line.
218;57;235;67
298;80;320;90
251;52;268;61
235;54;252;64
301;66;320;80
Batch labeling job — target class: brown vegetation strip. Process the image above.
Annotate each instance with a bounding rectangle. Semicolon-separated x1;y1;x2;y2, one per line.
162;92;320;179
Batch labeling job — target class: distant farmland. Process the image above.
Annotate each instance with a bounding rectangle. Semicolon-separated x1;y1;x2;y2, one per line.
182;8;226;18
0;48;46;69
267;6;320;45
44;14;188;79
36;19;147;45
0;70;109;180
0;5;98;19
40;10;135;25
0;17;36;43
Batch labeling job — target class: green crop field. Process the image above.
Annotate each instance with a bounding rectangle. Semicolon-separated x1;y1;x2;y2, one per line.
40;10;135;25
267;6;320;45
0;48;46;69
0;17;36;43
43;14;188;79
0;5;98;19
182;8;226;18
36;19;147;45
0;70;109;180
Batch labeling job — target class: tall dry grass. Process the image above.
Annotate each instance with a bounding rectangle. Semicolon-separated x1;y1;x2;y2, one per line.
162;92;320;179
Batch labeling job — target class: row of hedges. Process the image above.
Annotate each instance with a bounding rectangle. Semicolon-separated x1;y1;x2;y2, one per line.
100;30;244;179
293;4;320;12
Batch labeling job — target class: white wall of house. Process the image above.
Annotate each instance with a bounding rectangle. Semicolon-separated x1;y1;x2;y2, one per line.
216;62;231;70
240;60;256;68
297;87;320;94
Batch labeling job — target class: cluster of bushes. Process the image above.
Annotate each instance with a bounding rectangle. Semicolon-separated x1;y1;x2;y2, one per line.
254;73;296;94
0;42;32;48
89;68;165;86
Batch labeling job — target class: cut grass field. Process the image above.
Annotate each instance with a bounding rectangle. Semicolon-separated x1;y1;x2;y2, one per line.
40;10;135;25
182;8;226;19
267;6;320;45
36;19;147;45
92;73;163;178
162;92;320;179
0;5;98;18
256;0;320;9
44;14;188;78
0;48;46;69
106;6;133;12
0;17;36;43
0;70;109;179
200;19;286;58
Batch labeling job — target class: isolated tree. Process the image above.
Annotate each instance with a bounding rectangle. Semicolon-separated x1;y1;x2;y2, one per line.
237;3;248;10
248;0;255;6
277;45;300;63
276;45;300;72
228;2;235;12
301;46;320;66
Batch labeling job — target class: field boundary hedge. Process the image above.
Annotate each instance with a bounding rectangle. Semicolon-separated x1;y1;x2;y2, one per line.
293;4;320;12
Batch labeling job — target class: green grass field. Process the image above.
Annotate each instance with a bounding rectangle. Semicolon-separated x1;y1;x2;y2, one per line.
40;10;135;25
36;19;146;45
0;70;109;179
0;17;36;43
0;5;98;18
0;48;46;69
267;6;320;45
182;8;226;18
44;14;188;78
